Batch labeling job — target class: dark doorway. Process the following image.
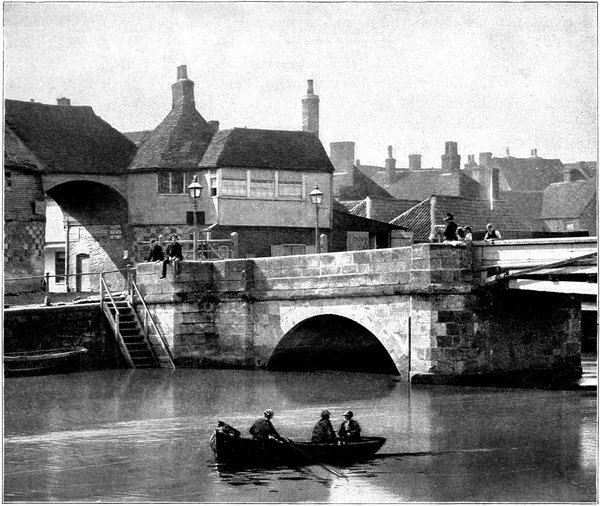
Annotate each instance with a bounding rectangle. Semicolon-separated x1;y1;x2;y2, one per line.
267;314;399;374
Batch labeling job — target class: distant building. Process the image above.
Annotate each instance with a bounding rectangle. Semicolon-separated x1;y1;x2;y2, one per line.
540;180;597;235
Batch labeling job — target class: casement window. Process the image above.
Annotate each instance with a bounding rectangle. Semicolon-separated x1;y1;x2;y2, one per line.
55;251;66;283
158;171;197;195
209;172;218;197
221;169;247;197
249;170;276;198
278;171;303;199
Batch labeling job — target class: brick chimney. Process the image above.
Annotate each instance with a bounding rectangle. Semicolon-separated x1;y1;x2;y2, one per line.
208;120;220;134
329;142;355;173
385;145;396;184
56;97;71;106
302;79;320;137
171;64;195;108
441;141;461;173
479;152;492;167
530;148;538;158
409;154;422;171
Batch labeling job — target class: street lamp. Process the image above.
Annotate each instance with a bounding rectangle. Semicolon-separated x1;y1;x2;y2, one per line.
309;183;324;253
187;174;203;260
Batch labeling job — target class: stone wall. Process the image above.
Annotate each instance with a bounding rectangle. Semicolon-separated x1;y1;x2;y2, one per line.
135;242;581;384
4;304;124;370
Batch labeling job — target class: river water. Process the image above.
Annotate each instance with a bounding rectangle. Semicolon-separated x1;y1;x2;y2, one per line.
4;369;597;502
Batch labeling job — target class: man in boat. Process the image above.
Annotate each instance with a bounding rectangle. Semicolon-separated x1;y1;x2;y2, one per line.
216;421;240;438
337;410;361;443
249;409;285;442
311;409;337;444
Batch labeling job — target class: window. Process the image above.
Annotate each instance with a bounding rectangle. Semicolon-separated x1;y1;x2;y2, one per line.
209;173;218;197
55;251;66;283
278;171;303;199
186;211;205;225
221;169;247;197
5;171;12;190
157;171;192;195
250;170;275;198
109;225;122;240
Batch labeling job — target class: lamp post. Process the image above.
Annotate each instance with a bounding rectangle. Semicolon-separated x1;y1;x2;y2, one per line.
187;175;203;260
309;183;324;253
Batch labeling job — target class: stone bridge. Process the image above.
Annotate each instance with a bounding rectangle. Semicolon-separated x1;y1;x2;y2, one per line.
136;240;589;384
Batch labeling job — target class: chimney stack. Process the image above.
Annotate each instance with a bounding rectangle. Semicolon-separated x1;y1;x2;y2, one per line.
57;97;71;106
409;154;422;171
171;64;195;109
329;142;355;173
479;152;492;167
302;79;320;137
208;120;220;134
530;148;538;158
441;141;461;173
385;145;397;184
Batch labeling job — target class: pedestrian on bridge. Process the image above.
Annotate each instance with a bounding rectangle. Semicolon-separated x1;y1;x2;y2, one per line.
161;235;183;278
147;239;164;262
442;213;458;241
484;224;502;242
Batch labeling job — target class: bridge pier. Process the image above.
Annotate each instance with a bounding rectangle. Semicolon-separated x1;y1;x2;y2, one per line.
135;242;583;385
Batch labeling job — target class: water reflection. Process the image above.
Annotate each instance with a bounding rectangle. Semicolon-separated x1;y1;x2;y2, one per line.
4;369;596;503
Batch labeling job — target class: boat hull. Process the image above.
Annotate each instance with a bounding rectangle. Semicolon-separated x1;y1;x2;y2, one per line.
4;347;88;377
210;430;386;466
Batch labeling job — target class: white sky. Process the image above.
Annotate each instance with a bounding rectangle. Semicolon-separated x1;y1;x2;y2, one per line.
4;2;597;167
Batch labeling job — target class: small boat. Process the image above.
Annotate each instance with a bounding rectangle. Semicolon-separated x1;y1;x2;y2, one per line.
210;429;386;466
4;347;88;376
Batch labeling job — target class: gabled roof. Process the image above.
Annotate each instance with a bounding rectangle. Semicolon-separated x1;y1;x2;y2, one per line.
346;196;421;222
4;126;43;171
492;156;563;191
5;99;137;174
391;195;532;241
334;165;395;200
540;180;597;219
129;100;214;171
502;191;545;230
199;128;334;173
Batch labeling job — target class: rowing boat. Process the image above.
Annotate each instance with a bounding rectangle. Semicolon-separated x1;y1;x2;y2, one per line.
4;347;88;376
209;429;386;466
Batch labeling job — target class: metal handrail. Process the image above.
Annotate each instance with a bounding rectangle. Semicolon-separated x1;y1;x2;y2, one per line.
99;273;134;368
129;277;175;369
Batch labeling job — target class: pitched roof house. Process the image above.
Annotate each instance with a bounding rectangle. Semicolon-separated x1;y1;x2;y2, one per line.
540;180;597;235
390;195;532;241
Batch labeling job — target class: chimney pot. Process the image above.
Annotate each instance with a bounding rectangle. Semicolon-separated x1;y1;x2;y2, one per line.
208;120;220;133
307;79;314;95
177;65;188;80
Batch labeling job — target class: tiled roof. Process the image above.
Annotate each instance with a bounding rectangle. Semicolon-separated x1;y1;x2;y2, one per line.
492;156;563;191
367;168;464;201
5;99;137;174
502;191;545;230
199;128;334;172
129;100;214;171
124;130;152;146
346;196;421;222
540;181;597;219
562;161;597;180
390;195;533;241
334;165;395;199
4;126;43;171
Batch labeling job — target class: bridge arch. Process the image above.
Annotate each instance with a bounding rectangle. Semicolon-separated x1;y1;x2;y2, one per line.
267;312;400;375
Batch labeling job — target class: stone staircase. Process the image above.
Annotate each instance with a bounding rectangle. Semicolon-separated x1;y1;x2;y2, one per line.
109;299;157;368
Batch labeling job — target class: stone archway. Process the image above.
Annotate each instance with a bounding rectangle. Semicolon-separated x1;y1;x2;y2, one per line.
45;180;132;291
267;314;400;374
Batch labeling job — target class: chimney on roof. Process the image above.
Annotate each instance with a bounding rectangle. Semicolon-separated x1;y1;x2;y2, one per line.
302;79;320;138
30;99;35;103
208;120;220;134
409;154;422;171
330;142;355;173
530;148;538;158
385;145;397;184
441;141;460;173
479;152;492;167
57;97;71;106
356;159;361;167
171;64;195;109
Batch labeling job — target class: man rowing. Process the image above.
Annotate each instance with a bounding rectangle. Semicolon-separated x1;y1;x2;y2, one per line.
249;409;286;442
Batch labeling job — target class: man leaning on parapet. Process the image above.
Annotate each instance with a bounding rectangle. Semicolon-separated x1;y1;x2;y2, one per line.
161;235;183;278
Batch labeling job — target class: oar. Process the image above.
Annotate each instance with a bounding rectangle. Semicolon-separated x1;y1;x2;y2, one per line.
282;439;345;478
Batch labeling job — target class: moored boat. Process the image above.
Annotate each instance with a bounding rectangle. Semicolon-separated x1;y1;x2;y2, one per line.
209;429;386;466
4;347;88;376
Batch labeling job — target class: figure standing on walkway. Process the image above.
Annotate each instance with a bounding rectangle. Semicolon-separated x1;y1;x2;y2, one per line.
484;223;502;242
161;234;183;278
442;213;458;242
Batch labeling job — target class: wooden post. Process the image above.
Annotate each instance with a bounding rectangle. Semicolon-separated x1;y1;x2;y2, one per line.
407;316;412;382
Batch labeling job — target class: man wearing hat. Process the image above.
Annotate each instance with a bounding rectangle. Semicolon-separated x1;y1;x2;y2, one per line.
337;410;362;443
311;409;337;443
249;409;284;442
442;212;458;242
